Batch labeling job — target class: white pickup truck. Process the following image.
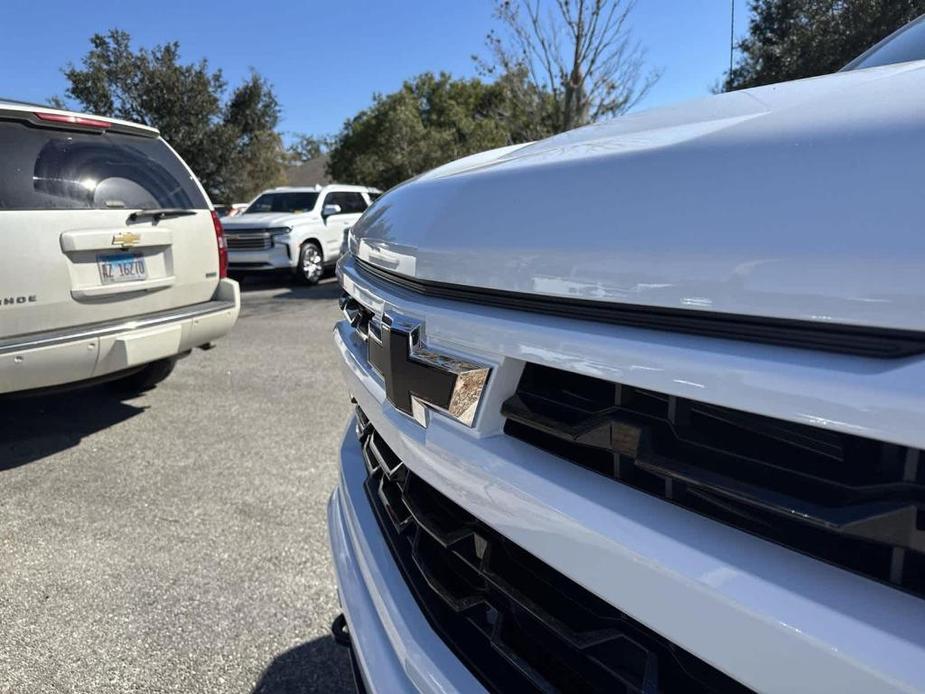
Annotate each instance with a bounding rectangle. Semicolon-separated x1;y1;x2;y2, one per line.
0;101;239;396
330;14;925;694
222;185;380;284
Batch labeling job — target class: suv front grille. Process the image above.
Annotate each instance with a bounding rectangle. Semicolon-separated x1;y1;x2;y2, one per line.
354;406;747;693
503;363;925;599
225;230;272;250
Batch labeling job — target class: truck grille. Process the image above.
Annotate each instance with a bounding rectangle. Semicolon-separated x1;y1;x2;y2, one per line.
340;294;372;341
503;363;925;600
355;406;747;693
225;230;272;250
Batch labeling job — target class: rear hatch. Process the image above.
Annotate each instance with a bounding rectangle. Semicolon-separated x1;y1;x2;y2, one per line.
0;108;219;338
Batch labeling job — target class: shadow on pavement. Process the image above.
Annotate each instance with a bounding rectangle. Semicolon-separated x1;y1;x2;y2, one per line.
236;277;343;319
252;634;354;694
0;386;144;471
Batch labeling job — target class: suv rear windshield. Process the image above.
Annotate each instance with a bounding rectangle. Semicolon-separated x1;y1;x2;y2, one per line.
244;192;319;214
0;120;208;210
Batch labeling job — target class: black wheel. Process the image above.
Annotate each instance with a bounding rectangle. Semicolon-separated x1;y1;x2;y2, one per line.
109;357;178;394
296;241;324;285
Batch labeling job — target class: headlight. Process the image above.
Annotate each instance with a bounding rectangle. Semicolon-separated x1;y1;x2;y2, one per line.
268;227;291;247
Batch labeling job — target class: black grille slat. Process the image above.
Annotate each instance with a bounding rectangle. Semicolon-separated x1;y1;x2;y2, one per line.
479;543;629;651
635;454;923;546
503;363;925;598
507;393;917;503
411;529;488;612
366;431;403;479
403;475;479;547
355;409;748;693
693;402;844;460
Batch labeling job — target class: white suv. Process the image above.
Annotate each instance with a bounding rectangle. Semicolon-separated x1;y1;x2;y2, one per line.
222;185;380;284
0;101;239;396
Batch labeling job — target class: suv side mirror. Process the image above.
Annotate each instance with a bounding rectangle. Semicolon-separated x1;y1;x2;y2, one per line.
322;203;342;218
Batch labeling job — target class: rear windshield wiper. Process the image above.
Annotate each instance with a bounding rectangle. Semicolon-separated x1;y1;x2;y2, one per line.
128;208;197;222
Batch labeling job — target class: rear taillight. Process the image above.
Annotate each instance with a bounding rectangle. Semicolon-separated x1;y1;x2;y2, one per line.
211;210;228;279
33;111;110;129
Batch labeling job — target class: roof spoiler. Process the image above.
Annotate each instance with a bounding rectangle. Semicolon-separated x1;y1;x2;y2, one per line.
0;106;159;137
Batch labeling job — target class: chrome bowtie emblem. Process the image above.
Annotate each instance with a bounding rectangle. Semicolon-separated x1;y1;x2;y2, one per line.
367;312;490;427
112;231;141;249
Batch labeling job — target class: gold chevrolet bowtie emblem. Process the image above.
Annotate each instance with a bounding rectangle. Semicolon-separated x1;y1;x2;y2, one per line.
112;232;141;249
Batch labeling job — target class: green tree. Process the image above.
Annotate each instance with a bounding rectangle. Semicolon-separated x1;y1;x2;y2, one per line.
725;0;925;91
59;29;285;201
327;70;556;190
287;134;334;164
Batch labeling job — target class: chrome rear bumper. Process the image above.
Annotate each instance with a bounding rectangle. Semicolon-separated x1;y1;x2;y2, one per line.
0;297;236;355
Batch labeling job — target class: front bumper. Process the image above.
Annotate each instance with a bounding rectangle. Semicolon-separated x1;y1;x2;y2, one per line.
0;278;239;394
331;258;925;693
328;423;485;694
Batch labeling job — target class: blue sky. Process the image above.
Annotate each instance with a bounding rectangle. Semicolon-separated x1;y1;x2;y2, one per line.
0;1;748;140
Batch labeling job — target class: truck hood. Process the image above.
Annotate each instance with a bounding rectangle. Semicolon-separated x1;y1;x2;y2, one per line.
222;212;316;229
352;62;925;333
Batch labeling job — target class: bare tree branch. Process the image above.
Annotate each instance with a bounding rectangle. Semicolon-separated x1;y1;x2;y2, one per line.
478;0;659;132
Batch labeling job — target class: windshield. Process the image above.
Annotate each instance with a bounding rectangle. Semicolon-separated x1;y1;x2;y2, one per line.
844;15;925;71
0;121;207;210
244;192;319;214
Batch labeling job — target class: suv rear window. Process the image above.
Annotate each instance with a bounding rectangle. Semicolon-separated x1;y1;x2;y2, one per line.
0;120;208;211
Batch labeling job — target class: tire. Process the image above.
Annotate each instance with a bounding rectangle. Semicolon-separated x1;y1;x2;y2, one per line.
109;357;178;394
296;241;324;285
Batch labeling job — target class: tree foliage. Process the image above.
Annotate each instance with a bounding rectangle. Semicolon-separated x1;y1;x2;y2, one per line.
478;0;659;132
326;70;556;190
725;0;925;91
287;134;334;164
60;30;285;201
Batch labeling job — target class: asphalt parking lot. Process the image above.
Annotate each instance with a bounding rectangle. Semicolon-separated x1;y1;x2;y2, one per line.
0;277;355;694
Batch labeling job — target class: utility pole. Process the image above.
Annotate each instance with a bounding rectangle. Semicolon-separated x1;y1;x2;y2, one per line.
729;0;736;75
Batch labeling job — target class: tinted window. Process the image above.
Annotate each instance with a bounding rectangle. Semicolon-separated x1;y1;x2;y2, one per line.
845;15;925;70
245;192;319;214
324;191;367;214
0;121;207;210
367;191;381;202
322;192;345;213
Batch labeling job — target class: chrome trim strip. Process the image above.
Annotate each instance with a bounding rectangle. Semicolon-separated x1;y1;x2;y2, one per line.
351;256;925;359
0;299;236;355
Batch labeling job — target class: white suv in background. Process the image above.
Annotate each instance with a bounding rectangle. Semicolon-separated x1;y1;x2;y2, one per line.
0;100;239;396
222;185;380;284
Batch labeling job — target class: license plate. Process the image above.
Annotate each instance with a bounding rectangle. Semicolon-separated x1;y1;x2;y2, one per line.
98;252;147;284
